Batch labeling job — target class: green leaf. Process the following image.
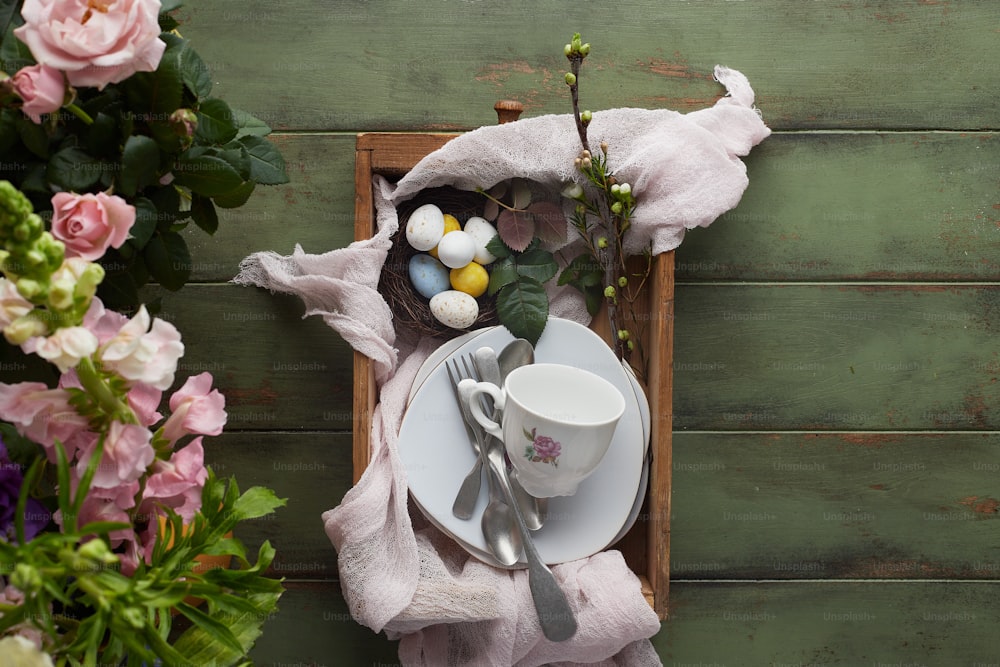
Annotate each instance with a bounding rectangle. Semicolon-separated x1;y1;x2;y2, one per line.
172;590;283;664
0;5;31;72
485;234;511;261
119;135;160;197
230;108;272;138
512;247;558;284
211;180;255;209
84;111;120;158
190;193;218;233
487;256;517;297
128;197;158;247
16;116;50;159
195;98;238;144
172;155;244;196
174;602;246;654
237;135;289;185
179;40;213;98
96;268;141;311
558;252;604;288
143;231;191;291
122;35;184;114
495;277;549;346
230;486;287;523
46;147;103;191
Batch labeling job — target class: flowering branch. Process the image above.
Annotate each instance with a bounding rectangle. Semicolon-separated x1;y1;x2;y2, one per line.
558;34;652;375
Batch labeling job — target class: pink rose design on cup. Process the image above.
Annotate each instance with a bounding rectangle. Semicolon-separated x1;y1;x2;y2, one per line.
50;191;135;261
13;0;167;90
11;63;65;123
523;427;561;466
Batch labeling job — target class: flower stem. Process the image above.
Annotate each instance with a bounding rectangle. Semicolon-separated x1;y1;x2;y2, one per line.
75;356;132;422
64;103;94;126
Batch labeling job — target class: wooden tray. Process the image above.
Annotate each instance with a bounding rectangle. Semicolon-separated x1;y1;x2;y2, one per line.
352;131;673;619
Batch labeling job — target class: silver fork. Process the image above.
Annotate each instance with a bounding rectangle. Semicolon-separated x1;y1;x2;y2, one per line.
447;356;486;520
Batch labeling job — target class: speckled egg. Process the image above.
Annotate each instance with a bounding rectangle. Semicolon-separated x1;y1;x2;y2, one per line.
408;254;451;299
435;230;477;269
463;216;498;265
429;290;479;330
405;204;445;251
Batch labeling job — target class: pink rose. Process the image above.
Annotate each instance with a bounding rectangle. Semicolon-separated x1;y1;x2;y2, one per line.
13;0;166;90
50;192;135;262
99;305;184;391
76;420;154;487
11;63;65;123
532;433;561;460
0;382;89;461
160;373;226;443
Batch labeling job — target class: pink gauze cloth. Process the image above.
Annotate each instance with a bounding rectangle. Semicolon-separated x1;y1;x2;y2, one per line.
234;66;769;667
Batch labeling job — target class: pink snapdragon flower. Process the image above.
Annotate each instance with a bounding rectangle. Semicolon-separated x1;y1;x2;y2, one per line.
0;279;33;330
14;0;166;90
11;63;65;123
27;326;98;372
0;382;89;461
140;437;207;523
50;192;135;262
160;373;226;444
99;306;184;391
75;421;154;488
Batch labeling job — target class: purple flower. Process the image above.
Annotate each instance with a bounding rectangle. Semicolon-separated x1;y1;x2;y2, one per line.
0;439;50;542
532;433;561;460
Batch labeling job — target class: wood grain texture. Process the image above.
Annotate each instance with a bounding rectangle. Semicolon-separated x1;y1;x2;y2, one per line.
673;284;1000;431
250;581;1000;666
670;432;1000;580
183;132;998;282
176;0;998;131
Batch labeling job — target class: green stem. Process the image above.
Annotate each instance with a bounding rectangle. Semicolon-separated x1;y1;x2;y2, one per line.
75;356;133;423
64;103;94;125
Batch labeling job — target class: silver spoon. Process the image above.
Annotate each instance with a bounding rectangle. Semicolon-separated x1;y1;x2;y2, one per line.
458;375;522;566
496;339;547;531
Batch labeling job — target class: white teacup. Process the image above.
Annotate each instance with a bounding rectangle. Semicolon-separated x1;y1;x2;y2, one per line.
463;363;626;498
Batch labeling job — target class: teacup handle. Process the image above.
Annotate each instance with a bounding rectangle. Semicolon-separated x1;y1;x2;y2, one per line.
464;381;506;440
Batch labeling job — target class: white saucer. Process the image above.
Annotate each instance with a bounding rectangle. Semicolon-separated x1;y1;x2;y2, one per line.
398;318;645;565
407;327;493;406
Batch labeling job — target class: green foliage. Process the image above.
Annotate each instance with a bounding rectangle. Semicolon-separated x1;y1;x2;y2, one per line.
0;3;289;311
0;450;287;666
485;238;556;345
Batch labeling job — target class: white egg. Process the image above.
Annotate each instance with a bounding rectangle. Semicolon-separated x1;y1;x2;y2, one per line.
463;216;498;265
430;290;479;330
435;230;476;269
405;204;445;251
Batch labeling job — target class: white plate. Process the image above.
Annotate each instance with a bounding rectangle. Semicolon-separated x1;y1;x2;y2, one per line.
398;318;645;565
407;327;493;406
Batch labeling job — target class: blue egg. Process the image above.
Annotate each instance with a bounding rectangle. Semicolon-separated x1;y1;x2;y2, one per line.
408;254;451;299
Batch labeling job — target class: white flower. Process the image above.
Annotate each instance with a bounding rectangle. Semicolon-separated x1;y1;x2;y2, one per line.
0;636;54;667
0;278;33;328
32;326;99;372
100;306;184;390
561;182;584;200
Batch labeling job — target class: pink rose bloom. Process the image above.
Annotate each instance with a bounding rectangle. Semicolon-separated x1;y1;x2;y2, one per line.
532;433;561;460
0;382;89;461
160;373;226;443
11;63;65;123
13;0;166;90
100;305;184;391
76;420;154;488
50;192;135;262
140;437;207;522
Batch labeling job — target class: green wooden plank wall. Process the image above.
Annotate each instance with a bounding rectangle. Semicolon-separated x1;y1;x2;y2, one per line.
6;0;998;664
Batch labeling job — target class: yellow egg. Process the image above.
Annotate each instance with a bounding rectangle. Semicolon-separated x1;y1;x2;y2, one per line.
450;262;489;298
429;214;462;259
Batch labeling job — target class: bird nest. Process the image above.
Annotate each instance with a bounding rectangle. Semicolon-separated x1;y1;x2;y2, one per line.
379;187;500;340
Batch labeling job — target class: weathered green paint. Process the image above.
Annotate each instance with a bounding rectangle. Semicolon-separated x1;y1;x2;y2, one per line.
183;132;998;282
671;432;1000;580
674;284;1000;430
177;0;999;131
